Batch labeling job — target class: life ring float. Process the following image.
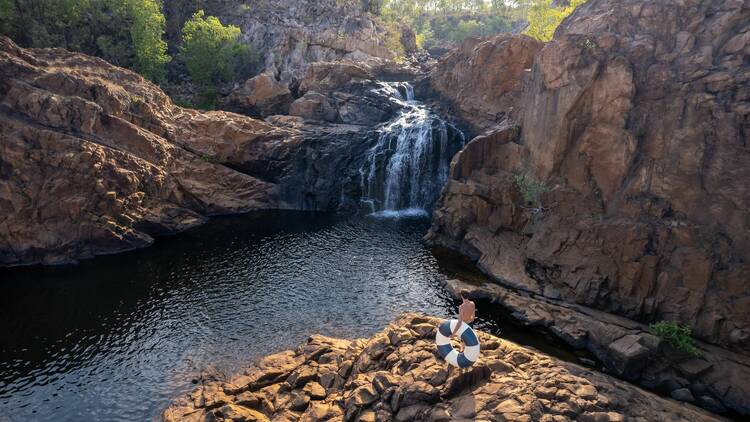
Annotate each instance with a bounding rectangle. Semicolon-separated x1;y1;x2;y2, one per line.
435;319;480;368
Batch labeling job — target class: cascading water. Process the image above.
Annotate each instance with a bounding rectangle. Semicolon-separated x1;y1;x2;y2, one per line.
360;82;465;216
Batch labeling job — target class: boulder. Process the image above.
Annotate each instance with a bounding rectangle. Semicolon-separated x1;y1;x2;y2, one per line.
226;73;294;116
298;61;373;94
427;0;750;356
671;388;696;403
289;92;338;122
604;335;651;380
400;25;418;54
429;34;543;132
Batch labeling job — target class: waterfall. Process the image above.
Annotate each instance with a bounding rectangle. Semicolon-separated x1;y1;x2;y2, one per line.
360;82;465;216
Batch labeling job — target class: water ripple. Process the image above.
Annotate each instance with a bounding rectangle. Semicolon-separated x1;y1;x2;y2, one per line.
0;212;462;421
0;211;579;421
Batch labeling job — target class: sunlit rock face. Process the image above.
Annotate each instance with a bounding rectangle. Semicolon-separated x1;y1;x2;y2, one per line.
163;313;721;422
187;0;400;115
0;35;463;265
428;0;750;356
429;33;543;133
0;36;303;266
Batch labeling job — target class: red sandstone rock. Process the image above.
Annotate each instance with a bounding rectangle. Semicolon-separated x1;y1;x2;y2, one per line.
225;73;294;116
298;61;373;95
163;313;722;421
0;37;298;266
427;0;750;357
429;34;543;132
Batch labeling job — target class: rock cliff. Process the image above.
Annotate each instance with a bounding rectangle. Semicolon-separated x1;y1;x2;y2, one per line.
0;35;433;266
181;0;401;116
441;278;750;416
0;37;316;266
163;313;721;422
427;0;750;359
228;0;394;85
429;34;543;133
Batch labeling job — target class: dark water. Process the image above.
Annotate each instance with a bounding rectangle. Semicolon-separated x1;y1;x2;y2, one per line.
0;211;578;421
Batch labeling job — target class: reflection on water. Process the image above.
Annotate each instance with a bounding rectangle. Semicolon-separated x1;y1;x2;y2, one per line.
0;211;578;421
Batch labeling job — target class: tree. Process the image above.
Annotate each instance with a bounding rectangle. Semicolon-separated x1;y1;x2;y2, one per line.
179;10;255;86
524;0;587;42
375;0;521;48
0;0;168;81
0;0;16;34
127;0;170;82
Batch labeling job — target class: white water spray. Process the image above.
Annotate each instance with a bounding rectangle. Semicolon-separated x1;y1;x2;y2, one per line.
360;82;465;215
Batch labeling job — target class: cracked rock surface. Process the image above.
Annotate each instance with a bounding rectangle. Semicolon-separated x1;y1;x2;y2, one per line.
163;313;721;422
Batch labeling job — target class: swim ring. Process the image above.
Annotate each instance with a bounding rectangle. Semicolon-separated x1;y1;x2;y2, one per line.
435;319;480;368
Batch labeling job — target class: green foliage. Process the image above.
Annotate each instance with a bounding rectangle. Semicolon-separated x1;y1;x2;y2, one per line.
414;31;427;49
514;173;549;207
95;34;132;67
0;0;171;81
374;0;520;49
196;86;219;110
524;0;587;42
362;0;385;15
452;19;479;42
649;321;701;357
180;10;257;86
0;0;14;34
172;98;195;108
127;0;170;82
2;0;92;48
379;19;406;55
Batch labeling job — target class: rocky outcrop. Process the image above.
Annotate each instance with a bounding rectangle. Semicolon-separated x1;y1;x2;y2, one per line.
429;34;543;133
0;34;439;266
285;62;406;126
441;278;750;416
163;313;721;422
225;73;295;116
226;61;384;119
265;115;377;212
171;0;394;87
289;92;338;122
427;0;750;358
298;62;373;95
193;0;401;112
0;37;307;266
400;26;418;54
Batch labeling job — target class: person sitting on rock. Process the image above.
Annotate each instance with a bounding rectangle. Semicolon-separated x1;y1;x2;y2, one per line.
451;293;476;339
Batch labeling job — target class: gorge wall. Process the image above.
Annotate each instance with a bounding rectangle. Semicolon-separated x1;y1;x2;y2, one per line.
0;36;302;265
0;31;460;266
427;0;750;357
428;33;543;133
0;36;409;266
162;0;402;116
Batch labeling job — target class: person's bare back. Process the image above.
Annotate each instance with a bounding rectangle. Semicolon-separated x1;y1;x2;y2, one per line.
451;294;475;337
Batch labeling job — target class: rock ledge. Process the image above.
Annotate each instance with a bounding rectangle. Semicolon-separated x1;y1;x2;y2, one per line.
163;313;720;422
